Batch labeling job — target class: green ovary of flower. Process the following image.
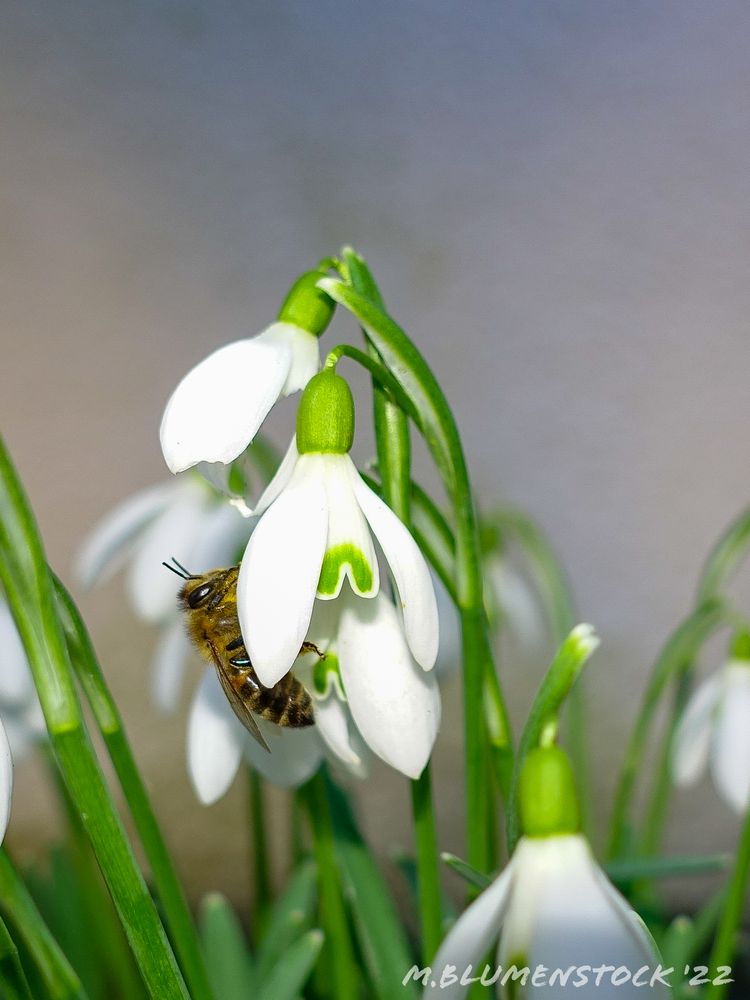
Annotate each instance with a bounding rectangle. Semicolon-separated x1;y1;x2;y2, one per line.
317;544;374;596
313;651;343;698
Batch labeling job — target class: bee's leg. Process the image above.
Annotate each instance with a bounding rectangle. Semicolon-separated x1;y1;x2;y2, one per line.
301;641;325;659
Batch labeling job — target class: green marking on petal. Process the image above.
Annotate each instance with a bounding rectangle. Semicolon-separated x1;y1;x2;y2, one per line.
313;653;344;700
317;543;374;596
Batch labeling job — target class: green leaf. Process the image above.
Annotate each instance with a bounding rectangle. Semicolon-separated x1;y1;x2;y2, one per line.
0;915;34;1000
440;853;492;892
605;853;731;884
257;930;323;1000
325;776;419;1000
256;862;316;982
199;894;254;1000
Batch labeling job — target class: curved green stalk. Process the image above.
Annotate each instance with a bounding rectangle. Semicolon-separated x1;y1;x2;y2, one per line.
0;436;188;1000
506;625;599;852
346;249;442;960
322;251;512;872
607;599;729;859
697;503;750;602
53;577;216;1000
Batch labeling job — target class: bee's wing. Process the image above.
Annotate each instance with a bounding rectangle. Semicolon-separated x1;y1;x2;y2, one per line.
207;642;271;754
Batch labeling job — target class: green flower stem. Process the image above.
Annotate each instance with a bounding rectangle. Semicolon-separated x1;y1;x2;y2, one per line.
696;502;750;602
324;344;420;424
0;849;87;1000
323;252;513;873
347;248;443;959
0;912;34;1000
708;802;750;998
302;772;358;1000
506;625;599;852
0;436;189;1000
607;599;729;860
53;577;216;1000
248;767;272;935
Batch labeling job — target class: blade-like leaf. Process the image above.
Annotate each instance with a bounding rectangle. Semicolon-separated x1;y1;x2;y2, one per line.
256;862;316;982
257;930;323;1000
325;776;419;1000
440;853;492;892
0;915;33;1000
199;894;254;1000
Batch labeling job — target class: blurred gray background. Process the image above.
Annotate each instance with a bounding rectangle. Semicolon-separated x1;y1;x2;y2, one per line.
2;1;750;909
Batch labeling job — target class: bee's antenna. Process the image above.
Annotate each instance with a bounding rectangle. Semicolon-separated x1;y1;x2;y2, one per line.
162;560;187;579
162;557;199;580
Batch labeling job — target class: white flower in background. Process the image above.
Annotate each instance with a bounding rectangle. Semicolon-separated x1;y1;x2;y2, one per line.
0;716;11;844
431;746;667;999
76;474;251;712
187;668;325;802
672;646;750;813
299;590;440;779
0;600;45;762
484;553;545;649
160;269;334;475
238;369;439;688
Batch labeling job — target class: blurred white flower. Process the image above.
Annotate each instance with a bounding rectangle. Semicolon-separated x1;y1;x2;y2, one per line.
0;716;11;844
0;600;45;763
160;324;320;475
430;835;667;999
187;668;325;803
238;439;439;688
76;474;251;712
672;658;750;813
484;553;545;649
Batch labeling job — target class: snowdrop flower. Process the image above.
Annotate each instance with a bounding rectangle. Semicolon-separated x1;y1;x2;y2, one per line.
160;269;334;475
672;635;750;814
484;553;545;649
299;590;440;779
76;474;251;712
431;747;667;999
0;600;45;762
238;367;439;687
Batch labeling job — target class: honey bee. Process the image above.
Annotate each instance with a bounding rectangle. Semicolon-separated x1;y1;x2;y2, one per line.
164;559;319;753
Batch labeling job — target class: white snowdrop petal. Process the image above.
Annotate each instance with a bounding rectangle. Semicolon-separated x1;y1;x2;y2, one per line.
427;864;515;1000
502;836;667;998
239;459;328;687
711;665;750;813
314;695;366;773
75;482;174;589
160;337;292;474
187;670;244;804
152;620;193;715
318;456;379;599
352;473;438;669
256;323;320;396
672;673;723;787
338;593;441;778
242;719;323;787
127;486;210;622
0;602;34;705
251;437;300;516
0;717;12;843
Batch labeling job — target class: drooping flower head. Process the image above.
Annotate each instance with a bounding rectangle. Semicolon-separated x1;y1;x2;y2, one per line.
160;269;335;476
430;746;667;998
673;630;750;814
237;366;440;690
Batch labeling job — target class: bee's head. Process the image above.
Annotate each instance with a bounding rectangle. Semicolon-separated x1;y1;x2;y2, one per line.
167;563;239;613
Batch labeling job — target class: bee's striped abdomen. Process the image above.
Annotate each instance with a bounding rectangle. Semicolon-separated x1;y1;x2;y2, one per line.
225;637;314;729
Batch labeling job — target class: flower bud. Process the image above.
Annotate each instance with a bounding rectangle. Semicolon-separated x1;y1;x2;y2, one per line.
277;269;336;337
296;370;355;454
519;745;580;837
